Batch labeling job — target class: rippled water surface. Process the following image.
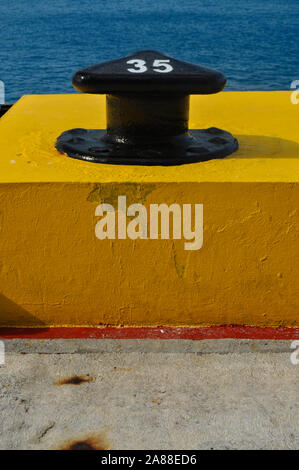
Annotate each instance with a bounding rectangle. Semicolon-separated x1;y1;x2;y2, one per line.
0;0;298;102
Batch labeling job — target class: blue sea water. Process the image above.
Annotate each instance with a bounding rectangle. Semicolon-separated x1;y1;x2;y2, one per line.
0;0;298;102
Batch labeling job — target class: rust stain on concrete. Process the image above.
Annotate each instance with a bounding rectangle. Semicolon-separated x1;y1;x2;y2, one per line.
56;374;94;385
60;433;110;450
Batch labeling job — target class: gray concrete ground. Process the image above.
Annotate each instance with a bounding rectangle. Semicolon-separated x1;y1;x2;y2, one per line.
0;339;298;450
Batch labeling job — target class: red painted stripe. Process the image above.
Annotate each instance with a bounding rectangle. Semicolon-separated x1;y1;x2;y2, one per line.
0;325;298;340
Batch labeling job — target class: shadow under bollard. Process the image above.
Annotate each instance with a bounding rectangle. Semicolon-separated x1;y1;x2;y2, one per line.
227;134;299;159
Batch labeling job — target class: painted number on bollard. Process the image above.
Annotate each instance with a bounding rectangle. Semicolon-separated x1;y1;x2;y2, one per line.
126;59;173;73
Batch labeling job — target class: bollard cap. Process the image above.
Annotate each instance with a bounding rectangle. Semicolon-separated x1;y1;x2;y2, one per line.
57;49;237;165
73;50;226;95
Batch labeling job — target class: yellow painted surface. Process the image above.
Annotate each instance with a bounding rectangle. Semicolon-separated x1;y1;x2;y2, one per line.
0;92;299;183
0;91;298;327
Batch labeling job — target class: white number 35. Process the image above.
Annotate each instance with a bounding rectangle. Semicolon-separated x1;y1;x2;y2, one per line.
126;59;173;74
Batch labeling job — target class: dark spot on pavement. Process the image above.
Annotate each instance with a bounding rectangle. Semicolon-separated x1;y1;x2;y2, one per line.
64;440;98;450
60;435;110;450
56;374;94;385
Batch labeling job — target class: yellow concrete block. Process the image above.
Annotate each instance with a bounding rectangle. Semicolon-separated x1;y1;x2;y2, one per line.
0;91;298;328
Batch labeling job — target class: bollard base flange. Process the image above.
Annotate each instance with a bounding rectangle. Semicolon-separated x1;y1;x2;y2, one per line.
56;127;238;166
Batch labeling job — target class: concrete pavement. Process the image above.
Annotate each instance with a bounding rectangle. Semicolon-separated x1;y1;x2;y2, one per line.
0;339;298;450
